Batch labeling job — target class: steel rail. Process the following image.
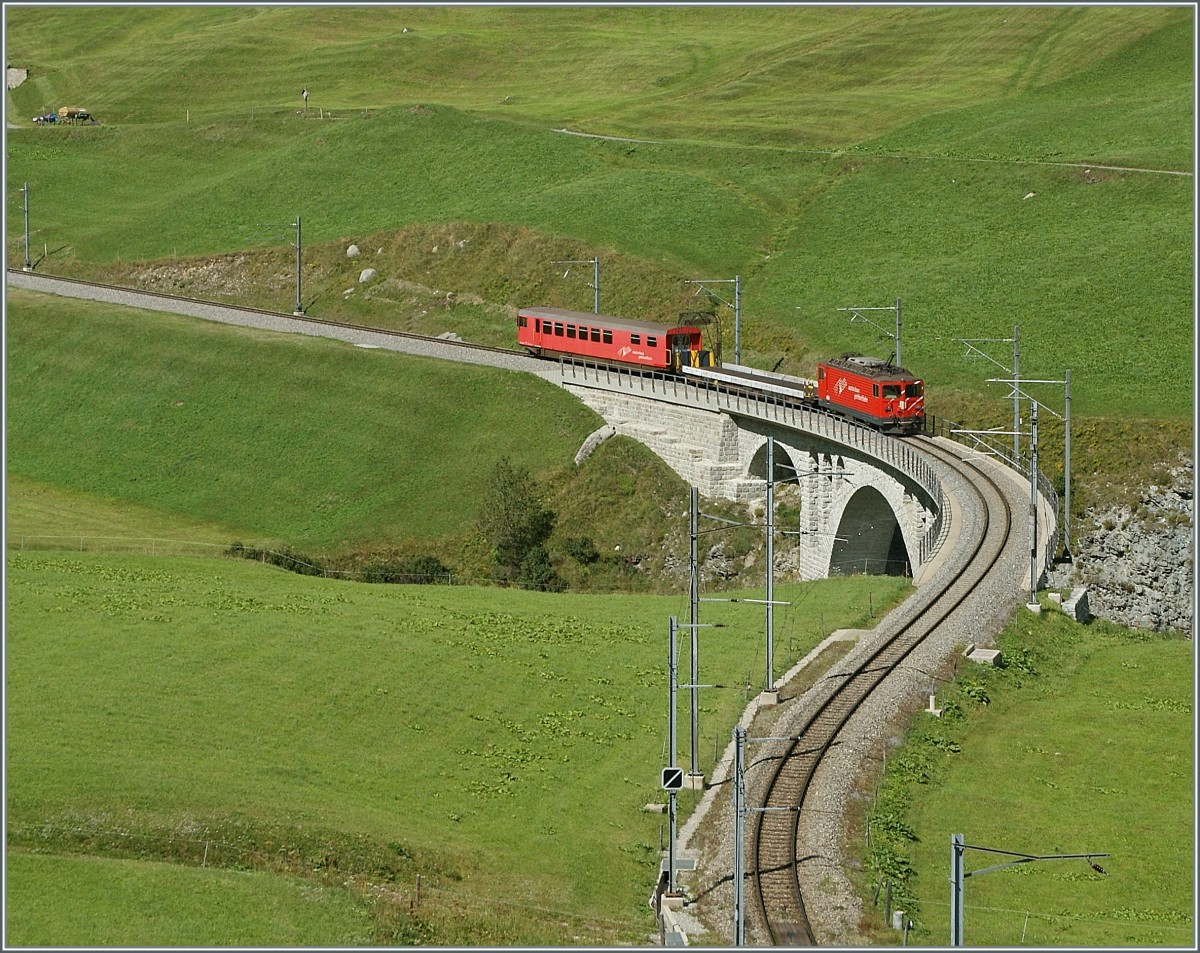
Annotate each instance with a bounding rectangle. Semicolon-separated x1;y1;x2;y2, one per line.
748;436;1014;945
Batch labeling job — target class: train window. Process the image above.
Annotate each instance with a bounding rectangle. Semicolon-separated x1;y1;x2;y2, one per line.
554;322;564;336
567;325;577;339
906;382;923;398
818;367;825;381
883;384;901;398
630;334;641;345
647;336;658;347
872;384;879;397
518;315;528;328
602;330;613;344
578;326;588;338
590;328;601;342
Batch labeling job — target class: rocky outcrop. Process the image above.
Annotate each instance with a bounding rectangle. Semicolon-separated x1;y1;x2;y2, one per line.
1049;460;1193;636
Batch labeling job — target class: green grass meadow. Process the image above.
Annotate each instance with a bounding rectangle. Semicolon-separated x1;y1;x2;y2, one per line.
3;6;1195;947
5;852;376;947
5;550;910;945
860;609;1193;947
5;288;602;551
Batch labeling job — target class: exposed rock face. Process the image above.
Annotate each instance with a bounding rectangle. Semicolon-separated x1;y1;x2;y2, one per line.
704;541;738;581
1050;460;1194;636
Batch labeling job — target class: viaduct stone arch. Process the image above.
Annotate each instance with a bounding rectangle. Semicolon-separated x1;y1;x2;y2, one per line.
557;365;947;582
737;423;934;580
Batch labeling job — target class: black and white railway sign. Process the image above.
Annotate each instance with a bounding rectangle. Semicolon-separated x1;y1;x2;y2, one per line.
661;766;684;791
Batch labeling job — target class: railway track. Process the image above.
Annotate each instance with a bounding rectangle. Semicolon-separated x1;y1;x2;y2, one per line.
748;436;1014;945
5;268;531;363
8;270;812;401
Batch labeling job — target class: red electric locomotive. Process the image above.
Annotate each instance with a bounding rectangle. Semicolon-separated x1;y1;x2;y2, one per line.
517;306;716;370
816;355;925;434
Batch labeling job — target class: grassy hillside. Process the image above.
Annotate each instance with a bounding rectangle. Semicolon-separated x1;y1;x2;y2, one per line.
5;289;601;550
4;6;1192;427
5;852;375;947
6;472;239;549
2;8;1194;946
856;608;1193;947
5;550;910;945
5;6;1188;159
7;289;784;592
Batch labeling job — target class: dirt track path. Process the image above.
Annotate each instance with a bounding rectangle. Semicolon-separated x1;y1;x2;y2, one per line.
552;126;1192;176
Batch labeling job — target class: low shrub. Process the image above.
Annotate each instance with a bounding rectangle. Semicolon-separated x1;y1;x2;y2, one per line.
225;543;451;585
359;554;452;585
226;543;325;577
560;536;600;565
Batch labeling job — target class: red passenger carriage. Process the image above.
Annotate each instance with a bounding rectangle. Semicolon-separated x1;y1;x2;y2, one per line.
517;307;715;370
816;355;925;434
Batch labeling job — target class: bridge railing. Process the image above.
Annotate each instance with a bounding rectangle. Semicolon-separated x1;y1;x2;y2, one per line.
922;413;1061;559
559;360;951;566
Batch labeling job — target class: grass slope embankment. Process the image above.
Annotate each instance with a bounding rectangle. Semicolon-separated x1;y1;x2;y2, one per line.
4;852;376;947
858;608;1193;947
5;288;601;553
5;550;911;946
6;471;239;550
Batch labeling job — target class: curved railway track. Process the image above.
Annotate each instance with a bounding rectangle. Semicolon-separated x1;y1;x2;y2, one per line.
748;436;1014;945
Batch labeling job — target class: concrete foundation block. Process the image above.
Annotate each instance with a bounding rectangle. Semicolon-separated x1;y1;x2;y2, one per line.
1063;586;1092;623
965;647;1002;665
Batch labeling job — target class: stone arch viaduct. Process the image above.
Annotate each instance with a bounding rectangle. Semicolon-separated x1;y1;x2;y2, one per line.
556;363;950;583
